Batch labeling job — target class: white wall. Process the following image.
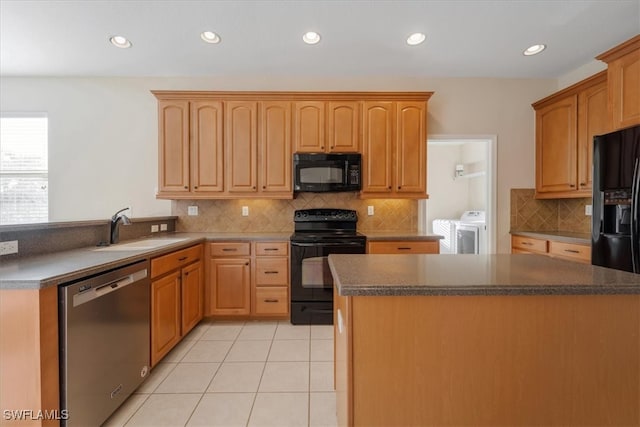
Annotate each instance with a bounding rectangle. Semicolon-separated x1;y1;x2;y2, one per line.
462;141;487;211
0;76;556;252
426;144;468;226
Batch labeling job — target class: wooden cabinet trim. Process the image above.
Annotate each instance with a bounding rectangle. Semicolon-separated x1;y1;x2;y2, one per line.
153;91;434;102
596;34;640;63
531;71;607;110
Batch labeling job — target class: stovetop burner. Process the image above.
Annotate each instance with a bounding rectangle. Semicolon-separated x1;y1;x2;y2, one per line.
291;208;364;243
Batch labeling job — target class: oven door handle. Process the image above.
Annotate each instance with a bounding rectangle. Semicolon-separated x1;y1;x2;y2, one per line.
291;241;365;247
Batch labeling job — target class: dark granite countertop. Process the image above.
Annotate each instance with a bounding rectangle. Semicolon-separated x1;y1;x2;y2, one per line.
364;231;443;241
328;253;640;296
0;232;290;290
510;230;590;245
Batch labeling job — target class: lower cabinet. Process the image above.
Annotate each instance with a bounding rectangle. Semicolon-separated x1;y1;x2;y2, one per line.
206;240;289;318
150;244;204;366
367;240;440;254
511;235;590;263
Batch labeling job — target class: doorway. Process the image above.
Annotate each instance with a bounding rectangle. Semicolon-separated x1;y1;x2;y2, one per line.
418;135;497;254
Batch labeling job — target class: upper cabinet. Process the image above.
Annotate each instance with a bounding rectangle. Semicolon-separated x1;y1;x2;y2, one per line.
153;91;432;200
361;100;428;198
596;34;640;131
532;72;608;199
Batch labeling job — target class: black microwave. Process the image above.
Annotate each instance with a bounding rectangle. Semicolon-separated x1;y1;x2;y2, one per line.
293;153;361;193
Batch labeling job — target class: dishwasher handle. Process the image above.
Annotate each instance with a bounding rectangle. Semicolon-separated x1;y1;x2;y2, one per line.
73;269;147;307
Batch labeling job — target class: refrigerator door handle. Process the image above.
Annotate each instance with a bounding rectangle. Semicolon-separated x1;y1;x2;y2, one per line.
632;158;640;273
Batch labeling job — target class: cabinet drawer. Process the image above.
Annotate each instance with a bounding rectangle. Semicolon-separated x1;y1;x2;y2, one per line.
151;244;202;279
210;242;251;257
548;241;590;263
255;287;288;315
367;241;439;254
255;241;288;256
255;257;289;285
511;236;547;254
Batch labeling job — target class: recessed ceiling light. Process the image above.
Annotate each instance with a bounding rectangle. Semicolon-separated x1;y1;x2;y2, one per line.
302;31;321;45
406;32;426;46
200;31;221;44
109;35;132;49
523;44;546;56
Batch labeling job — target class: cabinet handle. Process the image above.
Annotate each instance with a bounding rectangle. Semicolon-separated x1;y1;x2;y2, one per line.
264;299;279;303
570;184;576;188
222;248;237;252
253;186;256;190
178;256;188;261
564;249;580;254
264;270;279;274
579;183;586;186
264;248;279;251
184;271;189;276
521;242;533;246
263;186;266;189
398;186;401;190
194;185;198;189
184;186;188;189
245;262;249;266
388;186;392;190
397;247;412;250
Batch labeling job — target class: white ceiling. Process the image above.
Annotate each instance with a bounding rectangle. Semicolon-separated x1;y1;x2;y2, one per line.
1;0;639;79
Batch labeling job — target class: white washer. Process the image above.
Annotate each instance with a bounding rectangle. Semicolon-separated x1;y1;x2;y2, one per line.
432;218;459;254
456;211;486;254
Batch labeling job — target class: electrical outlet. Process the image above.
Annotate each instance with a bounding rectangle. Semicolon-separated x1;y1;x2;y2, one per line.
187;206;198;216
151;225;159;233
160;223;168;231
242;206;249;217
0;240;19;256
367;205;374;216
585;205;593;216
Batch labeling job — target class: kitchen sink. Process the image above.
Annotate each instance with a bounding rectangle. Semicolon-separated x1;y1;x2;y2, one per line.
93;237;189;251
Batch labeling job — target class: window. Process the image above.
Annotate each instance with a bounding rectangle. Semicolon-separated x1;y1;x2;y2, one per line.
0;114;49;225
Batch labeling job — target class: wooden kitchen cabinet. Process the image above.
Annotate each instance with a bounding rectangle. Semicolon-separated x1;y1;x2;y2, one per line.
225;101;258;193
367;240;439;254
157;99;190;194
327;101;360;152
151;244;204;366
253;241;289;317
191;101;224;194
294;101;325;152
207;242;252;316
511;234;589;264
259;101;292;194
533;71;608;199
361;100;428;198
597;34;640;131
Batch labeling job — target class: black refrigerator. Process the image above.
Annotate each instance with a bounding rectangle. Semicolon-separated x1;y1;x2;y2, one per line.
592;124;640;273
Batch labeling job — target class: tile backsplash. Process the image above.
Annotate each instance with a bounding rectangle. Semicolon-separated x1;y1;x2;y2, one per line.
510;189;591;233
173;192;418;232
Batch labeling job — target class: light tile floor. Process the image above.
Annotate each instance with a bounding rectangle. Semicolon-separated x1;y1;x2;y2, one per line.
103;320;337;427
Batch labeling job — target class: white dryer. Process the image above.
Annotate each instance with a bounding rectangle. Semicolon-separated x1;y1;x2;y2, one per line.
456;211;486;254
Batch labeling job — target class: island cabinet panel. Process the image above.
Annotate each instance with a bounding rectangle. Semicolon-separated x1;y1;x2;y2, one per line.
335;293;640;426
225;101;258;193
158;100;190;193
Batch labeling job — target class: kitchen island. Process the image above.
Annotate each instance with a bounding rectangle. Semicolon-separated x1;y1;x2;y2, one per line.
329;253;640;427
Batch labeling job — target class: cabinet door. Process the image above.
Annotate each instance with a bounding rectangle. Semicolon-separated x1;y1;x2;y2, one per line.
609;49;640;130
328;101;360;152
209;258;251;315
225;101;258;193
158;100;190;194
294;101;325;153
577;80;608;194
259;101;292;193
535;95;578;194
151;271;181;366
361;101;394;194
191;101;224;193
181;261;203;336
395;102;427;194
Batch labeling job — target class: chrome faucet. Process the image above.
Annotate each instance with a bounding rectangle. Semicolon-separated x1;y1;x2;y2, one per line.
110;207;131;244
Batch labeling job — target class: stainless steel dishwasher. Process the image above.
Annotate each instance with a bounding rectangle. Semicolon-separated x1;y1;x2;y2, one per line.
59;260;150;427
